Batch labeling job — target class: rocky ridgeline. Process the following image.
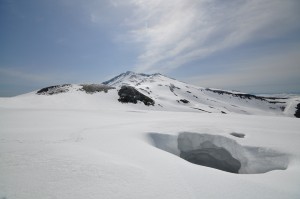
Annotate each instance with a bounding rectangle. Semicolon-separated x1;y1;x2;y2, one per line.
36;84;115;95
36;84;72;95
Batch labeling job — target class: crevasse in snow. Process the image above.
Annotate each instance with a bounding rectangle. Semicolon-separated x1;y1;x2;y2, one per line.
149;132;289;174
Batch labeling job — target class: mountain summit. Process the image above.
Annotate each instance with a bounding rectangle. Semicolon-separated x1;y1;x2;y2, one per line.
102;71;163;87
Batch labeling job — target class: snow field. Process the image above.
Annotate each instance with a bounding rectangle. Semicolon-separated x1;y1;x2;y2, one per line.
1;72;300;198
1;107;300;199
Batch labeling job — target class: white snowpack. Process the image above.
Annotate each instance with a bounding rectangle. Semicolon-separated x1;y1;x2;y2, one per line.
0;73;300;199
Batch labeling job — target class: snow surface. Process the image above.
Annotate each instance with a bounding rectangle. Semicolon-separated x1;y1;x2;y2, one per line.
1;72;300;198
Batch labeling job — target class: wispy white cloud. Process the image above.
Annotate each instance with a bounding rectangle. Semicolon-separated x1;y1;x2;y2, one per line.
117;0;300;73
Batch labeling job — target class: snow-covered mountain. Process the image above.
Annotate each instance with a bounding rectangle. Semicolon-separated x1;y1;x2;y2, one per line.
1;71;300;199
101;71;300;117
9;71;297;117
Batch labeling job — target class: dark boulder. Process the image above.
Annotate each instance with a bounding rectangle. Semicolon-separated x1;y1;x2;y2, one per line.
118;86;155;106
230;132;245;138
180;99;189;104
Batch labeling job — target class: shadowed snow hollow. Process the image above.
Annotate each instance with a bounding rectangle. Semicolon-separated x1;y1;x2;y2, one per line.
149;132;289;174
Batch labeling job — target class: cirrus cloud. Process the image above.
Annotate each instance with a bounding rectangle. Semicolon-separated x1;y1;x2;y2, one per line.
116;0;300;73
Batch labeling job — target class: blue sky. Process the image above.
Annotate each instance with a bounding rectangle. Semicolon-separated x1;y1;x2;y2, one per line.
1;0;300;96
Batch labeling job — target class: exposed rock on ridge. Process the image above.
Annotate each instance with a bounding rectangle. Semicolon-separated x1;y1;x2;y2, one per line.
37;84;71;95
80;84;115;94
295;103;300;118
118;86;155;106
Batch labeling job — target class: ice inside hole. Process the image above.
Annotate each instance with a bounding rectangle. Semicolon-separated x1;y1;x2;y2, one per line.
149;132;289;174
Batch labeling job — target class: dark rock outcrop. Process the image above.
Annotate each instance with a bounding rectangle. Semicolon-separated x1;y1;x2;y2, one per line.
192;108;211;113
230;132;245;138
205;88;287;102
180;99;189;104
295;103;300;118
118;86;155;106
37;84;71;95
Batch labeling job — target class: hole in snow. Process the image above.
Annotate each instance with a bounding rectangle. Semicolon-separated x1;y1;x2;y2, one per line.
149;132;289;174
180;144;241;173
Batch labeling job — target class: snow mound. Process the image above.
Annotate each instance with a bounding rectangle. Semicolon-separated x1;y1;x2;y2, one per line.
149;132;289;174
